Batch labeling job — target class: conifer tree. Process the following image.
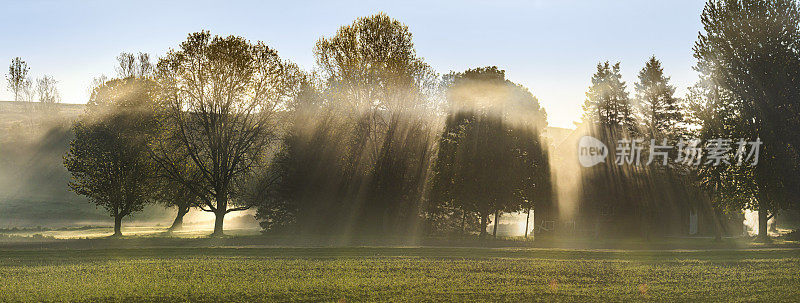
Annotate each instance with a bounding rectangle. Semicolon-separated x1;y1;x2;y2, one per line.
634;56;681;137
583;61;635;131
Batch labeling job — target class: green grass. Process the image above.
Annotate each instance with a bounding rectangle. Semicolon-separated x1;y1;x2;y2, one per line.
0;247;798;302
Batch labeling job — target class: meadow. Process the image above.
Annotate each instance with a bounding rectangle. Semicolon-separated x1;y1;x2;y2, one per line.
0;245;798;302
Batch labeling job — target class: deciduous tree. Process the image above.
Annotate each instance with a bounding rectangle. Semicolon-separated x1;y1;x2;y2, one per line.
64;77;159;236
694;0;800;241
430;66;549;238
36;75;60;104
6;57;30;102
153;31;301;236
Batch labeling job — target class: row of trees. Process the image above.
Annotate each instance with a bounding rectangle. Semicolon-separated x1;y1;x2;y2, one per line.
582;57;681;137
577;0;800;241
6;57;61;104
57;0;800;241
578;57;687;239
62;14;552;239
64;34;304;236
252;17;551;240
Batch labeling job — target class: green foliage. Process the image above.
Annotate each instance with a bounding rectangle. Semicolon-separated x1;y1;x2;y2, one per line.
252;14;440;238
634;56;682;137
64;77;160;235
692;0;800;238
579;59;692;238
429;66;550;237
153;31;302;235
583;61;635;131
314;12;437;112
252;112;343;234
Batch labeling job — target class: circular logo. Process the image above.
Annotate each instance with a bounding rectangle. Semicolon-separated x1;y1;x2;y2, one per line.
578;136;608;167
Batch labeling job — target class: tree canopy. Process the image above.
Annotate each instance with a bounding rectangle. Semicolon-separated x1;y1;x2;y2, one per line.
152;31;302;236
64;77;160;236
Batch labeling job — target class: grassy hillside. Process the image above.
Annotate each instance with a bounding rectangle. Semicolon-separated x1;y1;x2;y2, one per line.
0;101;102;227
0;101;176;227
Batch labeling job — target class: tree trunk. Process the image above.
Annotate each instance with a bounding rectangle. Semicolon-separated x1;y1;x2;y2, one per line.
524;208;531;239
712;210;723;242
168;205;190;232
212;211;225;237
479;214;488;238
641;205;650;242
493;210;500;239
757;203;770;242
211;190;228;237
460;211;466;238
113;215;123;237
701;187;723;242
211;192;227;237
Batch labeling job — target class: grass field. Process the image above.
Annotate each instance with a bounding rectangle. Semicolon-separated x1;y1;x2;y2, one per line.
0;246;798;302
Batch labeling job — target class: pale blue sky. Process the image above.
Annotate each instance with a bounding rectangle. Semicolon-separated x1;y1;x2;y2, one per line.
0;0;706;128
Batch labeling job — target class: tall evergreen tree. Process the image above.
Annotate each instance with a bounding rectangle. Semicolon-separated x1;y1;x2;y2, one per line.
583;62;635;131
634;56;682;137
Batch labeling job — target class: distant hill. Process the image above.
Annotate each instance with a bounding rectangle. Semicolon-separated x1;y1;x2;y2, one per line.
0;101;173;227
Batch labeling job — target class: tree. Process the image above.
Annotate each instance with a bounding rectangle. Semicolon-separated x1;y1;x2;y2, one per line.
580;61;659;239
634;56;681;137
689;78;799;240
694;0;800;241
314;13;436;114
249;78;344;235
156;176;199;232
64;77;159;236
36;75;60;104
302;13;438;237
427;112;475;236
6;57;30;102
583;62;635;131
21;78;34;103
116;52;153;79
153;31;301;236
514;126;552;238
629;56;684;240
429;66;549;238
686;80;748;239
313;12;437;164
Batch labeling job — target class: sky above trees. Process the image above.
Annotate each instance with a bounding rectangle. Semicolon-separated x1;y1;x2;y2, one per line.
0;0;705;128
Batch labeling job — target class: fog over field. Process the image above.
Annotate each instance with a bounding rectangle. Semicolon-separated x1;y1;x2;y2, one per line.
0;102;259;232
1;1;800;301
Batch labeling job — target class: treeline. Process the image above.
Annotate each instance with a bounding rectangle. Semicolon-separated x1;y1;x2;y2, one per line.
576;58;690;239
50;14;552;239
6;0;800;242
574;0;800;241
5;57;61;105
